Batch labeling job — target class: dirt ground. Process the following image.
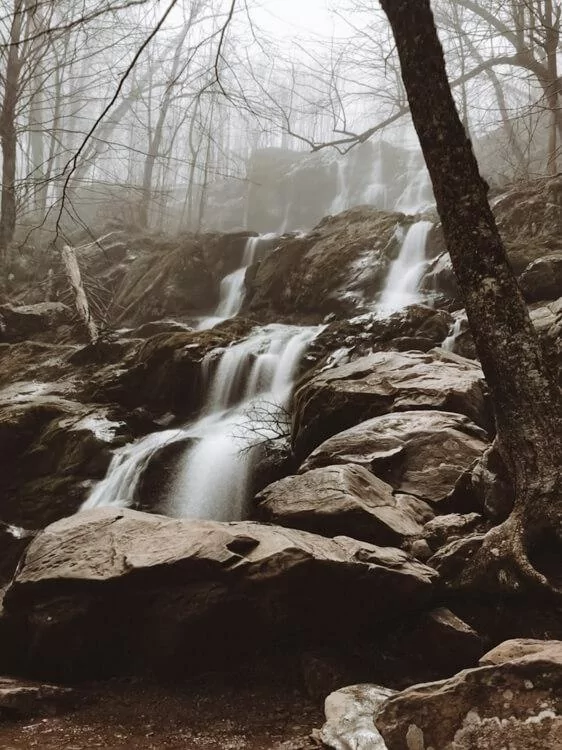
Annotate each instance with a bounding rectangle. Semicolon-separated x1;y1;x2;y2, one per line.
0;672;324;750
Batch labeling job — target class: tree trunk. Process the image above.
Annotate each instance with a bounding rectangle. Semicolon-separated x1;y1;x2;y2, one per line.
0;0;23;260
380;0;562;593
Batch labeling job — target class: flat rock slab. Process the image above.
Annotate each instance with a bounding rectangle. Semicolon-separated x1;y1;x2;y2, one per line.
0;677;73;718
255;464;431;546
4;508;437;680
292;348;488;459
376;638;562;750
300;411;489;508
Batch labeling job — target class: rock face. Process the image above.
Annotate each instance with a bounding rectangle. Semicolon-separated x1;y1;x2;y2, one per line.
108;231;254;326
292;349;488;460
376;638;562;750
3;507;437;680
255;464;430;546
244;209;429;321
300;411;489;509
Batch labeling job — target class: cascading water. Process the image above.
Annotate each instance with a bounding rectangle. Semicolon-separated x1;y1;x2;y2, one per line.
83;325;318;522
442;314;465;352
198;234;275;330
379;220;433;312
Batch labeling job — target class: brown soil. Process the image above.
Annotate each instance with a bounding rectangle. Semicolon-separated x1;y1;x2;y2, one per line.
0;673;323;750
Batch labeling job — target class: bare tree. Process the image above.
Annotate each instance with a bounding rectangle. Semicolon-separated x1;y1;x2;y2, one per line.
380;0;562;594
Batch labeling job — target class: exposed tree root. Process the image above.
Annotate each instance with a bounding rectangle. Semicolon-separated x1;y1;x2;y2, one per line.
459;511;562;596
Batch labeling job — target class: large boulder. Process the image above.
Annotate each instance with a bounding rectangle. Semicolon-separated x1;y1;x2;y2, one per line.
293;349;488;460
300;411;489;510
244;209;421;321
520;252;562;303
2;507;437;680
255;464;430;546
0;302;71;343
376;638;562;750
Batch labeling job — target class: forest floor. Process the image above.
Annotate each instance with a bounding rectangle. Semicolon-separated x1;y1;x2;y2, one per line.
0;671;322;750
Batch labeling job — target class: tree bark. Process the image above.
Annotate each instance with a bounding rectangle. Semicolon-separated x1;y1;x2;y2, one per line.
380;0;562;593
0;0;24;259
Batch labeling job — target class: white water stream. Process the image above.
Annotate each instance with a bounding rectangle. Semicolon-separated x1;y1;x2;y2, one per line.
378;220;433;312
198;234;275;330
83;324;318;521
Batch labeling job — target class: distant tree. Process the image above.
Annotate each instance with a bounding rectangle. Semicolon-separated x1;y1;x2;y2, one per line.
380;0;562;593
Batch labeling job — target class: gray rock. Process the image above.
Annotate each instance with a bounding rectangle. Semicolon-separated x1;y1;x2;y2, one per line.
300;411;489;508
256;464;430;546
0;302;71;343
3;507;438;680
314;683;395;749
520;252;562;302
376;639;562;750
293;348;489;459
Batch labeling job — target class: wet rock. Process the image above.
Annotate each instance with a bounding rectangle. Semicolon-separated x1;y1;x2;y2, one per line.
109;232;253;326
300;411;489;509
255;464;429;546
313;683;395;750
127;319;194;338
520;252;562;303
245;208;412;321
0;676;74;718
376;638;562;750
495;175;562;274
88;324;254;420
304;305;454;374
3;507;437;680
0;303;71;343
0;387;130;528
292;349;488;460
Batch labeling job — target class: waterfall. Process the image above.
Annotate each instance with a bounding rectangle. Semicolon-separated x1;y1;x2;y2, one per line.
198;234;275;330
379;220;433;312
83;325;318;522
394;152;433;214
442;314;465;352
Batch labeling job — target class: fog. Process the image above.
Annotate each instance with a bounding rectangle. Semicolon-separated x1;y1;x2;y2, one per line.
0;0;559;244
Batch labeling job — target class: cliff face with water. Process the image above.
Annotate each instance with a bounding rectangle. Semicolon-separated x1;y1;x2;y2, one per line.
0;176;561;748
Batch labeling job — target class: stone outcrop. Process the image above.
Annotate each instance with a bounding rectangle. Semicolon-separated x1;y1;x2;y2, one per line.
305;305;454;373
244;209;429;321
300;411;489;510
255;464;431;546
2;507;437;680
376;638;562;750
292;349;489;460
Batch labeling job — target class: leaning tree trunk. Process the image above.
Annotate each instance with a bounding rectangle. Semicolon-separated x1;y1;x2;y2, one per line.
380;0;562;593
